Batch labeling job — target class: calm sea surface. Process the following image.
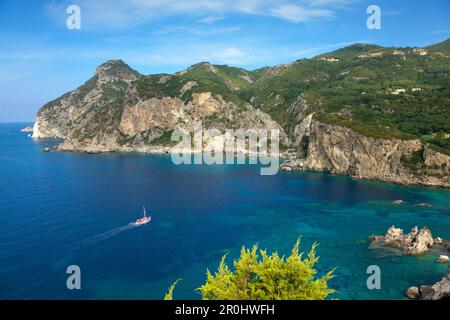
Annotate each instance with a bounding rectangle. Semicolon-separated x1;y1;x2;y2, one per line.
0;123;449;299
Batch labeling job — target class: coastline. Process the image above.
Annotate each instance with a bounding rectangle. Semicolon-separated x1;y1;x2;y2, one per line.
40;141;450;189
3;122;449;299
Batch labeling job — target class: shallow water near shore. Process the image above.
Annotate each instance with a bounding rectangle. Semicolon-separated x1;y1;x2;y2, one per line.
0;123;449;299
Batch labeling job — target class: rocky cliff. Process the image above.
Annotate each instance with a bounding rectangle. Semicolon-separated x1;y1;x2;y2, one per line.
32;40;450;187
33;60;287;154
281;119;450;187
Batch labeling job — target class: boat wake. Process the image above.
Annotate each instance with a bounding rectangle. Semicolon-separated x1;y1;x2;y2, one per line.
68;222;142;250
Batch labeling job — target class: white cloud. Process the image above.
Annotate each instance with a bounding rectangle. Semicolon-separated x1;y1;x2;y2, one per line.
270;4;333;23
197;15;225;24
215;47;248;64
308;0;354;6
0;37;374;73
124;44;255;66
154;26;241;36
46;0;353;27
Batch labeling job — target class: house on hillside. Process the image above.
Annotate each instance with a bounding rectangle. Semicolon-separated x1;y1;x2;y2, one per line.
390;88;406;95
412;48;428;56
319;57;339;62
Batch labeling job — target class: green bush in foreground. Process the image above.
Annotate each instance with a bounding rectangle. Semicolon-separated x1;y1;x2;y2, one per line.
164;279;182;300
165;239;335;300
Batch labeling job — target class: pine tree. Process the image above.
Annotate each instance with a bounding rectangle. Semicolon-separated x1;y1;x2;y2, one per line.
197;239;335;300
164;239;335;300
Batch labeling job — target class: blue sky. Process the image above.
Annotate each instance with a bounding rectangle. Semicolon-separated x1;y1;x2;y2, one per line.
0;0;449;122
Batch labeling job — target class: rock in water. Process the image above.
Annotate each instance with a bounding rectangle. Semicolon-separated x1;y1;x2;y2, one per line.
413;273;450;300
406;286;419;299
437;255;450;263
405;227;434;255
415;203;433;207
20;126;34;133
429;274;450;300
372;225;434;255
384;226;405;247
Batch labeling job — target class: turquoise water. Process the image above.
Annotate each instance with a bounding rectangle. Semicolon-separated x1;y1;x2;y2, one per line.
0;123;449;300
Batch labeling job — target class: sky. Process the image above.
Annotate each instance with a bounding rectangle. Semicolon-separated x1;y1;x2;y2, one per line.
0;0;449;122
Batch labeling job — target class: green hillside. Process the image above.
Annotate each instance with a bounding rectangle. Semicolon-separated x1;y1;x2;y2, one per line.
427;38;450;52
129;39;450;153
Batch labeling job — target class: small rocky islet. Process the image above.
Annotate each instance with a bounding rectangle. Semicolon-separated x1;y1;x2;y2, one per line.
31;39;450;188
370;225;450;300
20;126;34;133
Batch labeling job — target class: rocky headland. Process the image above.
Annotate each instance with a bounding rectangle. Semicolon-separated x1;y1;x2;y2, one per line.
280;120;450;187
32;40;450;187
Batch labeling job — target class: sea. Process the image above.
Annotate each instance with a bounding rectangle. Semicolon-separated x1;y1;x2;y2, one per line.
0;123;448;299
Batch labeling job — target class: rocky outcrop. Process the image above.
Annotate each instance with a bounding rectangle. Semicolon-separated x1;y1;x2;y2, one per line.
406;286;420;299
34;60;287;155
405;227;434;255
32;60;140;141
370;226;435;255
20;126;34;133
407;272;450;300
55;92;287;154
32;59;450;187
281;120;450;187
371;226;450;300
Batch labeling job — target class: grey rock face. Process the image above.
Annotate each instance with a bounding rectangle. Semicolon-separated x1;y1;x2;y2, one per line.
406;286;419;299
282;119;450;187
33;60;450;187
409;272;450;300
33;61;287;155
371;226;435;255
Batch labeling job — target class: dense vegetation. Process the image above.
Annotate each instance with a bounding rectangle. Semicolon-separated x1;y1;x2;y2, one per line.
40;40;450;152
135;63;252;107
130;39;450;153
247;42;450;147
164;239;335;300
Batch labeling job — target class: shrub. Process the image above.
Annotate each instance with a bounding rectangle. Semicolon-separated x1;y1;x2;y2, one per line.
164;239;334;300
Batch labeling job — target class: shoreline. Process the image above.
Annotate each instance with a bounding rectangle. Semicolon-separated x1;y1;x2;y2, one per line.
3;123;449;300
38;142;450;189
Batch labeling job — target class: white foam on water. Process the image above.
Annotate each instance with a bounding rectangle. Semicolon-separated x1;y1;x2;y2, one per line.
68;222;141;250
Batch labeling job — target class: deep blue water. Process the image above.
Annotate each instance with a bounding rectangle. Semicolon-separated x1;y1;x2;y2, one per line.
0;123;449;300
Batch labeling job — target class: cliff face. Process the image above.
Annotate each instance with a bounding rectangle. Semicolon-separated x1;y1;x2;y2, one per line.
34;60;287;154
33;46;450;187
33;60;140;141
282;119;450;187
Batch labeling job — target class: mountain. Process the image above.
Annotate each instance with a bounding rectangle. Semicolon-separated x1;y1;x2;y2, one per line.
427;38;450;53
33;60;287;153
33;40;450;187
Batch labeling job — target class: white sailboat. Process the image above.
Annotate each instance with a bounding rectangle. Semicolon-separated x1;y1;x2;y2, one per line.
135;206;151;225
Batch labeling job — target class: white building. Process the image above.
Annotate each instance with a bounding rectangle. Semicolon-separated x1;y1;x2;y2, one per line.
319;57;339;62
391;89;406;95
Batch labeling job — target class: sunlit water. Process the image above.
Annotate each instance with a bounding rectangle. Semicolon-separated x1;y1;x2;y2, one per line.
0;123;448;299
